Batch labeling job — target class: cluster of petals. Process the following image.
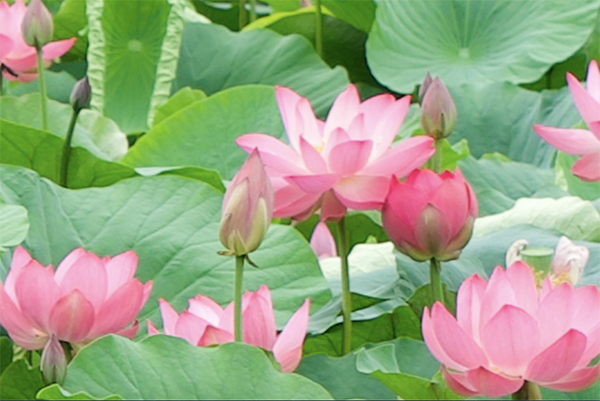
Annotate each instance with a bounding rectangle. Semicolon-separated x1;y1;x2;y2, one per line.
423;262;600;398
236;84;435;221
0;247;153;350
382;168;478;262
0;0;75;82
148;285;310;373
534;60;600;181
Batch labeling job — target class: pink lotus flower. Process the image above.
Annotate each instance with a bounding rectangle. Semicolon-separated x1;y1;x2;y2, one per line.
534;60;600;181
236;85;435;221
310;222;337;259
423;262;600;398
382;168;478;262
148;285;310;373
0;246;153;350
0;0;75;82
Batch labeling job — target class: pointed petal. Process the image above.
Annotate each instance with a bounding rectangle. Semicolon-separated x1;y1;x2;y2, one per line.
422;305;465;371
115;321;139;339
456;274;487;342
147;320;159;335
53;248;87;284
505;262;538;317
199;325;234;346
333;175;389;210
273;183;321;220
586;59;600;103
15;260;60;331
572;152;600;182
41;38;76;61
324;85;360;137
478;266;518;335
243;285;277;350
158;298;180;336
0;281;47;350
236;134;305;176
357;93;396;137
285;173;339;194
55;252;108;310
362;136;435;176
275;86;320;150
320;190;346;222
299;137;327;174
481;305;540;377
465;367;524;398
4;246;33;299
567;73;600;127
104;251;138;297
370;95;412;157
310;222;337;259
533;125;600;155
537;283;573;349
541;365;600;392
273;299;310;372
174;311;208;346
328;140;373;176
188;295;224;327
88;280;144;339
441;367;478;397
48;290;94;342
525;329;587;383
572;285;600;335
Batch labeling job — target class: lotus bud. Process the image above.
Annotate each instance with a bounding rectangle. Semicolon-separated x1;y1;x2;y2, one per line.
220;150;274;256
420;77;457;139
551;236;589;285
419;73;433;102
40;335;67;385
69;76;91;111
21;0;54;49
505;239;529;267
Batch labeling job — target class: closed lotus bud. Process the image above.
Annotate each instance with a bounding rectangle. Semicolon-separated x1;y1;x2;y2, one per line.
70;76;91;111
40;335;67;385
220;150;274;256
419;73;433;102
382;168;478;262
420;77;457;139
21;0;54;49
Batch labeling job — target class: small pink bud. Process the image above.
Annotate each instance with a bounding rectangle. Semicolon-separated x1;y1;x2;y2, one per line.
40;335;67;385
69;76;91;111
21;0;54;49
219;150;274;256
419;72;433;101
420;77;458;139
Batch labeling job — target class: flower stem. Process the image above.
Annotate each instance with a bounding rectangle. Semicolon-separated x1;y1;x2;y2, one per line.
314;0;323;57
249;0;256;22
234;255;245;342
336;217;352;355
37;49;48;131
239;0;248;29
60;108;80;188
429;258;445;306
432;138;443;173
512;381;542;400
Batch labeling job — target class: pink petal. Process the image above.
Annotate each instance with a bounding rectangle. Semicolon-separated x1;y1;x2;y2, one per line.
414;204;452;255
478;266;518;336
324;85;360;137
541;365;600;392
382;178;424;248
525;329;587;383
321;128;351;161
4;246;33;300
158;298;180;336
537;283;573;349
174;311;208;346
533;125;600;155
188;295;224;327
567;72;600;127
2;51;36;74
273;299;310;372
481;305;540;377
147;320;159;335
361;136;435;177
55;252;108;311
243;285;277;350
104;251;138;297
272;182;321;220
431;302;488;370
576;324;600;369
48;290;95;342
199;325;234;346
299;137;327;174
505;261;538;317
15;260;60;331
53;248;87;283
357;93;396;137
236;134;304;176
441;367;478;397
456;274;487;343
572;151;600;182
422;305;465;371
320;190;346;222
369;95;412;158
587;59;600;103
0;280;47;350
87;280;145;339
333;175;390;210
465;367;524;398
285;173;340;194
572;285;600;336
428;175;470;238
274;86;321;150
41;38;76;61
346;113;366;140
310;222;337;259
327;140;373;176
116;321;139;339
0;34;14;63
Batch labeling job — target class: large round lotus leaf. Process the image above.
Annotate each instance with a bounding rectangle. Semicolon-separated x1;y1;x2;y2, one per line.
366;0;600;93
37;336;333;400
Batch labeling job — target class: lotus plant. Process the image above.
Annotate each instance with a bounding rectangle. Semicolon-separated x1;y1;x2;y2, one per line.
0;246;153;383
422;262;600;398
147;285;310;373
534;60;600;182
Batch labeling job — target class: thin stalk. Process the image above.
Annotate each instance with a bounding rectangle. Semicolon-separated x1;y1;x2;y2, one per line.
60;108;80;187
429;258;445;305
37;49;48;131
0;71;3;96
336;217;352;355
314;0;323;57
512;381;542;400
234;255;245;342
239;0;248;29
249;0;256;22
432;138;443;173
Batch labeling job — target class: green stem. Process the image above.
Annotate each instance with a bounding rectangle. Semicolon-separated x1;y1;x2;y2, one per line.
234;255;245;342
432;139;443;173
429;258;445;305
512;381;542;400
37;49;48;131
314;0;323;57
249;0;256;22
0;71;4;96
239;0;248;29
60;108;80;188
336;217;352;355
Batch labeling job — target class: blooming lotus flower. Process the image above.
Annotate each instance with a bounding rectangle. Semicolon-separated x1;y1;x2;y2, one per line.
236;85;435;221
148;285;310;372
534;60;600;181
382;168;478;262
423;262;600;398
310;222;337;259
0;0;75;82
0;246;153;350
219;150;274;256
